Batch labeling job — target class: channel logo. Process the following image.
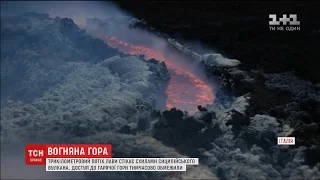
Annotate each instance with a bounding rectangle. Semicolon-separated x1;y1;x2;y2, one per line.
269;14;300;31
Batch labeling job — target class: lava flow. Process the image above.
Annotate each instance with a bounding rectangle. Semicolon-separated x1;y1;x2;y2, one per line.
105;36;215;113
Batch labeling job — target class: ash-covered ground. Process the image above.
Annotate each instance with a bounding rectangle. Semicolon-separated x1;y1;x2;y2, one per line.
1;1;320;180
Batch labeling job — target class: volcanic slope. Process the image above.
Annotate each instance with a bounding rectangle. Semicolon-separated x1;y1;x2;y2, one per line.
1;12;119;103
1;13;218;180
82;18;215;114
1;12;169;142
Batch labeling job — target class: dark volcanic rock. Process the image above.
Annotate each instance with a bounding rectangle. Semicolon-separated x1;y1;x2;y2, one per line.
226;109;250;136
153;108;222;156
197;105;208;112
140;19;320;178
290;123;318;147
304;146;320;167
239;114;280;149
117;2;320;83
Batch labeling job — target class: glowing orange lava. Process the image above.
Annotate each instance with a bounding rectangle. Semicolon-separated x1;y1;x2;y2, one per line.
104;36;215;114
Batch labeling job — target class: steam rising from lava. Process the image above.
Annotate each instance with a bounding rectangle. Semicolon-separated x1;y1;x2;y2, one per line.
1;1;215;113
104;36;215;113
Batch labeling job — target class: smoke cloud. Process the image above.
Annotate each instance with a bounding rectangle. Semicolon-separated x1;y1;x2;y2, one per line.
2;1;217;113
0;1;217;179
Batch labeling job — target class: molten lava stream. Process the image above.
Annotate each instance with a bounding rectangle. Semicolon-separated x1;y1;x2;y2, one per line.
105;36;214;114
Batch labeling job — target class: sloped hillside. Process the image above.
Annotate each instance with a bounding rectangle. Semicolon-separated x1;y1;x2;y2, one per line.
1;54;170;145
2;12;219;180
1;12;120;103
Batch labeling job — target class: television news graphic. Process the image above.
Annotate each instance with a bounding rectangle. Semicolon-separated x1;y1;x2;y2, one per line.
277;137;295;145
25;144;199;172
25;144;112;165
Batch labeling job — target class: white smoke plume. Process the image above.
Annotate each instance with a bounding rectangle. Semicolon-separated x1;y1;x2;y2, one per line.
0;1;218;179
2;1;217;113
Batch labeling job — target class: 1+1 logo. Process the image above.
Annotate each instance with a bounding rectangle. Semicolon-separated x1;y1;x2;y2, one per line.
269;14;300;31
